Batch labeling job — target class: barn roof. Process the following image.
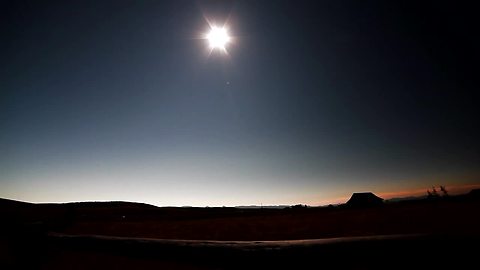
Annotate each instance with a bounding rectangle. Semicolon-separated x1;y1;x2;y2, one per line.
346;192;384;206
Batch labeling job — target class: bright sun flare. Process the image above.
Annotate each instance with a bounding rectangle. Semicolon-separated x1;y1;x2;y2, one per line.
206;26;230;51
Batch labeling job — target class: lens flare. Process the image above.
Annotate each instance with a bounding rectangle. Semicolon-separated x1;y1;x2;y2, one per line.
206;26;230;52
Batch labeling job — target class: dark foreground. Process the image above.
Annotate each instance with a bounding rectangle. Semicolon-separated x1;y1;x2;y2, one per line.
1;194;480;269
3;232;479;269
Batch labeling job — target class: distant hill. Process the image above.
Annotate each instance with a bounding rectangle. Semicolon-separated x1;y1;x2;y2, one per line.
235;205;290;209
0;197;33;207
64;201;159;209
0;198;158;209
0;198;35;212
469;188;480;198
385;195;427;202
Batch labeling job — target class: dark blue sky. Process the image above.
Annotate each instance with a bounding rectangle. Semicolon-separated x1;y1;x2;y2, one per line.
1;0;479;206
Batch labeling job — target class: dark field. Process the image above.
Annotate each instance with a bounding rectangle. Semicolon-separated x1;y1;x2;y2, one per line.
1;195;480;269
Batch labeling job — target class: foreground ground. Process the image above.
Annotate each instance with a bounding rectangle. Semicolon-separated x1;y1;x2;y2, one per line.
1;194;479;269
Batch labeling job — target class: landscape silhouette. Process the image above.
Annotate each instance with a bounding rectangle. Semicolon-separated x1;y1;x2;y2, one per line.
1;190;480;269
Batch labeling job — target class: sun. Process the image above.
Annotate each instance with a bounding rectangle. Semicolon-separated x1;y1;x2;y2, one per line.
206;26;230;51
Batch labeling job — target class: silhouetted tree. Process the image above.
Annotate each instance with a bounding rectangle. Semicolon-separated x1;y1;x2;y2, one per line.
427;186;449;199
440;185;449;197
427;187;440;199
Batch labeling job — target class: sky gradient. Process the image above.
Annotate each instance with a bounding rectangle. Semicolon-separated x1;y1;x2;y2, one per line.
1;0;479;206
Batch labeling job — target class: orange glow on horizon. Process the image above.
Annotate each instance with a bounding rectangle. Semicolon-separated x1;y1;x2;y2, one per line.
378;183;480;200
306;183;480;206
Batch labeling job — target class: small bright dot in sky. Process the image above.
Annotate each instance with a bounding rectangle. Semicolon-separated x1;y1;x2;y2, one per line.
206;26;230;51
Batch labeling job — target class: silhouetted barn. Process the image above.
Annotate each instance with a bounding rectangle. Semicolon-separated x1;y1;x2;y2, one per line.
346;192;384;207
